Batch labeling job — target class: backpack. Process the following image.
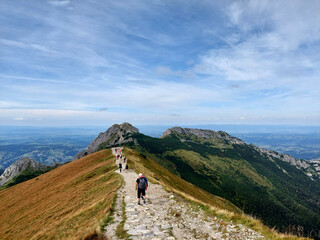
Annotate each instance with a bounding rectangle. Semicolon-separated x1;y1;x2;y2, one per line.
138;177;146;189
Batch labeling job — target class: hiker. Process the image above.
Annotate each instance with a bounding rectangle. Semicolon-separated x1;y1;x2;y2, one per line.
119;162;122;173
123;156;126;163
135;173;148;205
125;164;128;171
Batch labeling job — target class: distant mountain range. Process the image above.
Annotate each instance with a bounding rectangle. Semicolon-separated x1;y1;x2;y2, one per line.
79;122;320;237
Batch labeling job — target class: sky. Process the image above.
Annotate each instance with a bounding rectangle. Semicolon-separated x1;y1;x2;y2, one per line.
0;0;319;126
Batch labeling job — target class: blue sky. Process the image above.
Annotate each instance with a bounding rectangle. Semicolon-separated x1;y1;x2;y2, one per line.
0;0;319;126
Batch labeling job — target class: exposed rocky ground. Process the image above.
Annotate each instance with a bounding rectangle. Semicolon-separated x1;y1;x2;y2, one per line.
161;127;245;145
0;157;47;186
105;147;265;240
253;146;320;179
73;123;138;161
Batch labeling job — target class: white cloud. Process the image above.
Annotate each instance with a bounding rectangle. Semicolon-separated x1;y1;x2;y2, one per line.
13;117;24;121
195;0;320;90
48;0;70;7
1;0;319;126
0;74;71;84
1;38;61;56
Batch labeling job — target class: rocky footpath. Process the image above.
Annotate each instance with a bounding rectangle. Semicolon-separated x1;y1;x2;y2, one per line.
105;147;265;240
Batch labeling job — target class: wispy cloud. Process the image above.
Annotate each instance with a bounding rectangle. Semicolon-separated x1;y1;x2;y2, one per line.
48;0;70;7
0;74;72;84
1;38;60;56
0;0;319;125
195;0;320;82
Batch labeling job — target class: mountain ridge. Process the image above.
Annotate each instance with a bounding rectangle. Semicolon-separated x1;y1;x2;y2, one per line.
92;123;320;238
161;126;246;145
1;123;315;239
73;122;138;161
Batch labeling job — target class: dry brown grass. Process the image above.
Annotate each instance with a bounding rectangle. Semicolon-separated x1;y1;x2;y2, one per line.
0;149;121;240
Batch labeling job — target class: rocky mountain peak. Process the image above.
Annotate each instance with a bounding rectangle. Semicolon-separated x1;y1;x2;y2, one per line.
161;127;245;145
0;157;47;186
73;122;139;160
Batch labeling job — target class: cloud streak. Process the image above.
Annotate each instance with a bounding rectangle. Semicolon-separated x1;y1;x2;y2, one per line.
48;0;70;7
0;0;319;126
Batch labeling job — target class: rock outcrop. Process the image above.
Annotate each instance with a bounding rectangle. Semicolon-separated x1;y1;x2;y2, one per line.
0;157;47;186
161;127;245;145
252;146;320;179
73;122;139;161
310;160;320;176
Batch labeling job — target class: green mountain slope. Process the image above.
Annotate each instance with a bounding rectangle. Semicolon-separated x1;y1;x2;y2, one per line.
122;147;309;240
102;128;320;238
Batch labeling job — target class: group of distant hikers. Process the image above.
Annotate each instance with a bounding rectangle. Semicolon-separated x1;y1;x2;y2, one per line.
115;148;128;173
115;148;148;205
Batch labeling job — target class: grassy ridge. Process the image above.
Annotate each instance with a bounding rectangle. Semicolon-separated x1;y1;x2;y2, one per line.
123;147;241;213
122;147;308;240
0;149;121;240
120;133;320;238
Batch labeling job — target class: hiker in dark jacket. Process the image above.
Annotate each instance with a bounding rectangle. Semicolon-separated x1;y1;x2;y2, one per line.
118;163;122;173
135;173;148;205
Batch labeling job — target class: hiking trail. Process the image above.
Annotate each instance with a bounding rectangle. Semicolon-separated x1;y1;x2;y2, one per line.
105;147;265;240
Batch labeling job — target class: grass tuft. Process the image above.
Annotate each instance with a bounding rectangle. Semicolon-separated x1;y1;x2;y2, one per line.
116;196;128;239
100;193;118;231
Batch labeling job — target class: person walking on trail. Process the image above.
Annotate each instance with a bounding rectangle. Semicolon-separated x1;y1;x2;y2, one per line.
136;173;148;205
125;164;128;171
118;162;122;173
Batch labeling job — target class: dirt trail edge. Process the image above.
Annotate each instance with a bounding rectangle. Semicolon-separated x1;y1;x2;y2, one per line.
104;147;265;240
